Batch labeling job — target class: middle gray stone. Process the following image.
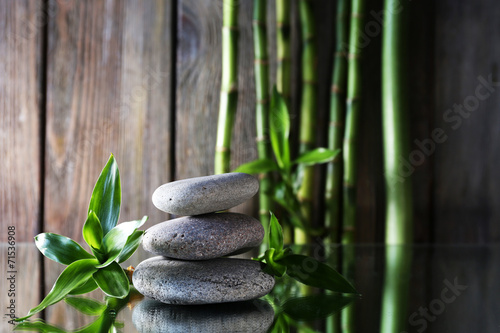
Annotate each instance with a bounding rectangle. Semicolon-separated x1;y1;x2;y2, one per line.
142;213;264;260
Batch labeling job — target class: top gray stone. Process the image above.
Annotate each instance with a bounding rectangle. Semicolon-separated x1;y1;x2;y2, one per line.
152;173;259;216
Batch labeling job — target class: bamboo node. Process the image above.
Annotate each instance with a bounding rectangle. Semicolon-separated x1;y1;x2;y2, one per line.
351;12;365;19
329;121;344;128
215;146;229;153
347;53;361;59
222;25;239;32
255;135;268;142
331;84;346;94
254;58;270;65
257;98;270;105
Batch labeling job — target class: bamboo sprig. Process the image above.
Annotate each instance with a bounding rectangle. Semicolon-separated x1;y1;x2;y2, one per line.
295;0;317;245
276;0;292;109
342;0;365;331
325;0;350;246
380;0;413;330
253;0;272;243
215;0;239;174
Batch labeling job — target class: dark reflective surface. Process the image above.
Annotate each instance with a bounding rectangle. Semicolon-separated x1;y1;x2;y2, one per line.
3;243;500;332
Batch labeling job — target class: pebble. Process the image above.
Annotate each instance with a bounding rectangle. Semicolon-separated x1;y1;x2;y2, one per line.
142;213;264;260
132;299;274;333
132;256;275;305
152;173;259;216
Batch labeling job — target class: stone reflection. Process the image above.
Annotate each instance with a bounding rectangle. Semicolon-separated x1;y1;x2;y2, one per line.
132;298;274;333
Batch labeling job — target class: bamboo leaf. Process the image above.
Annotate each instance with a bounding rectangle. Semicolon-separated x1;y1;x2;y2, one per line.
281;294;354;321
14;319;66;332
92;262;130;298
83;211;103;250
233;159;278;174
294;148;340;166
116;230;144;263
64;297;106;316
270;87;291;170
269;212;284;251
35;233;95;265
98;216;148;268
280;254;358;294
88;154;121;236
68;278;98;295
17;259;99;321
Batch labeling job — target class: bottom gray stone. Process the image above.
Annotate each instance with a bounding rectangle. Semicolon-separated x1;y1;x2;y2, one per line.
132;256;275;305
132;298;274;333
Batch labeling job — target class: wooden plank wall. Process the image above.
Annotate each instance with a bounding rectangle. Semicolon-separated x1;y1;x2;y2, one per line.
2;0;500;246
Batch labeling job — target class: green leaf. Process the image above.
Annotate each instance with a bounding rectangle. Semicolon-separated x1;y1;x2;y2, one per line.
92;262;130;298
64;296;106;316
14;319;66;332
68;278;98;295
116;230;144;263
35;233;95;265
268;314;289;333
75;313;114;333
294;148;340;166
88;154;121;236
98;216;148;268
281;294;355;321
17;259;99;321
269;212;284;252
279;254;358;294
233;159;278;174
83;211;103;250
270;87;291;170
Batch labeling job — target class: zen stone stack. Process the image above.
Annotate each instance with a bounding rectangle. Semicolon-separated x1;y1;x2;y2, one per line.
132;173;275;305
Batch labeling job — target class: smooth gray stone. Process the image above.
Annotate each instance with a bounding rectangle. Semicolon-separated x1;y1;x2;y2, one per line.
132;299;274;333
152;173;259;215
142;213;264;260
132;257;275;305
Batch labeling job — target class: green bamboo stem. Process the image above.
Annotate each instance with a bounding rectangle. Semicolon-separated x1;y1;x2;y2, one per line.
215;0;239;174
276;0;292;108
253;0;272;245
381;0;413;246
325;0;350;246
326;1;350;332
295;0;317;245
380;1;412;330
341;0;365;331
276;0;293;245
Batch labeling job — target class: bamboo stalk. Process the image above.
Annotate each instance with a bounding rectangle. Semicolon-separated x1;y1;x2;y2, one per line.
381;0;413;246
253;0;272;244
325;0;350;246
215;0;239;174
275;0;293;244
341;0;365;330
295;0;317;245
326;1;350;332
380;0;412;330
276;0;292;109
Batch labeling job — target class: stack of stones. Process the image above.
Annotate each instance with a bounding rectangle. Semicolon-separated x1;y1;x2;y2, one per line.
132;173;275;305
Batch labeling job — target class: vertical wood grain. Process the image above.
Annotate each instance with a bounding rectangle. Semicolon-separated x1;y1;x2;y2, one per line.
176;0;257;215
43;0;172;327
44;0;172;241
434;0;500;243
0;0;41;242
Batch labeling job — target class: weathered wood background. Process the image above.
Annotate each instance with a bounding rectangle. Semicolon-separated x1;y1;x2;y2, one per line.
2;0;499;245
